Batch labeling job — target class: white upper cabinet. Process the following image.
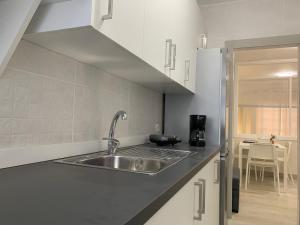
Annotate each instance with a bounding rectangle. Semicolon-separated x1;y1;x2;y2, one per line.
25;0;201;93
92;0;145;57
142;0;174;75
142;0;200;91
167;2;186;87
182;0;201;93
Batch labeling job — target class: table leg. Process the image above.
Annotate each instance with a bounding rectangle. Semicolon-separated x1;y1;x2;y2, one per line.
284;150;287;192
239;146;242;187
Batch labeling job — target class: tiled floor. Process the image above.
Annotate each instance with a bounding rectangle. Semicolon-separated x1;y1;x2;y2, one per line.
229;174;297;225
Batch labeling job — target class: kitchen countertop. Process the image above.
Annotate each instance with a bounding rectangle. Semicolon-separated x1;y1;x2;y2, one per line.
0;143;220;225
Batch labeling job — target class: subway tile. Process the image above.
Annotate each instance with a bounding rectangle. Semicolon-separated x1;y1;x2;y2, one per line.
42;79;74;119
76;62;97;89
74;84;98;141
11;135;31;147
31;119;53;134
13;102;29;118
31;134;50;145
0;99;14;118
8;40;76;83
0;119;12;135
12;70;30;118
0;135;11;148
0;70;14;117
61;133;73;143
52;120;72;133
12;119;33;135
1;40;162;149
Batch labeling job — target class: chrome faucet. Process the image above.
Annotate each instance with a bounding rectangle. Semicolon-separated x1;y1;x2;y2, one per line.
103;110;127;155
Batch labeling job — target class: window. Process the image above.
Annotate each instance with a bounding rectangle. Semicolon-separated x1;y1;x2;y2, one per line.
238;77;298;138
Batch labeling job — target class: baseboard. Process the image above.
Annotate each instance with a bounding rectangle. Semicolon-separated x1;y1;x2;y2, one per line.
0;135;149;169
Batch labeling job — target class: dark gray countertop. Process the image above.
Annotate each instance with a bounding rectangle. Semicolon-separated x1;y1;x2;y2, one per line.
0;143;220;225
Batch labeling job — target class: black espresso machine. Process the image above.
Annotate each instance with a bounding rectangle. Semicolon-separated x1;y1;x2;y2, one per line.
189;115;206;147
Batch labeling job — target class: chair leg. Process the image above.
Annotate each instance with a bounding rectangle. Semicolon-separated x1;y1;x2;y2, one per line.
273;167;276;189
255;166;258;181
248;166;251;184
245;162;249;190
288;166;295;185
262;167;265;182
259;167;262;178
276;165;280;194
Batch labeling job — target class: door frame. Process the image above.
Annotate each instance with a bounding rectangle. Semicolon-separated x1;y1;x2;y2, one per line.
225;34;300;225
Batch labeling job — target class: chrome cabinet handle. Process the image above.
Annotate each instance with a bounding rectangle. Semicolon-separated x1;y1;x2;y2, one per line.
165;39;172;68
102;0;113;20
194;181;203;221
214;160;220;184
194;179;206;221
200;179;206;214
184;60;190;81
170;44;176;70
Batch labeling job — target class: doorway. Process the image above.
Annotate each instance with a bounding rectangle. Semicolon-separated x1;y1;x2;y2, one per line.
227;45;298;225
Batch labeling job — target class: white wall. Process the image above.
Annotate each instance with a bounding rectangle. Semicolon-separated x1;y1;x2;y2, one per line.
0;40;162;149
200;0;300;48
0;0;40;77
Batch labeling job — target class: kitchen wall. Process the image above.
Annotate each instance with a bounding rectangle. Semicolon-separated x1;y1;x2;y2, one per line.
200;0;300;47
0;40;162;149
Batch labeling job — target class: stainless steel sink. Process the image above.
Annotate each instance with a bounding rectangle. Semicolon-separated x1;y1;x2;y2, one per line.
80;155;168;173
56;146;192;175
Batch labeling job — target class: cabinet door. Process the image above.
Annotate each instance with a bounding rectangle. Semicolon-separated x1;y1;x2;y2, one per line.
193;160;210;225
166;1;186;86
184;50;197;93
145;176;195;225
142;0;174;75
92;0;145;57
206;154;220;225
194;153;220;225
170;44;185;86
145;155;220;225
182;0;201;93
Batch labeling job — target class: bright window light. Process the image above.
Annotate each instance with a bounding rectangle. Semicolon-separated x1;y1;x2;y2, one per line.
275;71;297;77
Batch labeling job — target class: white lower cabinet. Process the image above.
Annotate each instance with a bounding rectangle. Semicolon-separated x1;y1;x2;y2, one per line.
145;153;220;225
196;153;220;225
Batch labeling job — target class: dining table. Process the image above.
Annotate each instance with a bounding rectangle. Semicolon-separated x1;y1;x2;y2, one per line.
237;141;288;192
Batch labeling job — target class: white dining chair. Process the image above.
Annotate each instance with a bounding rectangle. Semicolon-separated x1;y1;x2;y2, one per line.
245;143;280;194
277;142;294;184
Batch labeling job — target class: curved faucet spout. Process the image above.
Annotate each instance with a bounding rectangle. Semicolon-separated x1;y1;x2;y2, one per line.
109;110;127;139
104;110;127;155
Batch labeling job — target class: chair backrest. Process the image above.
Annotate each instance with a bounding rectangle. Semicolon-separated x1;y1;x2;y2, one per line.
249;143;276;161
257;135;269;143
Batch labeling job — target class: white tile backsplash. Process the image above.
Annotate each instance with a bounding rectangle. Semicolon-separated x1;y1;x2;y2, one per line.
8;40;76;83
0;119;12;135
0;40;162;149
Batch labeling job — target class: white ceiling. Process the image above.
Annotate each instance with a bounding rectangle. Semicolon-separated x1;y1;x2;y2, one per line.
235;47;298;64
236;47;298;80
